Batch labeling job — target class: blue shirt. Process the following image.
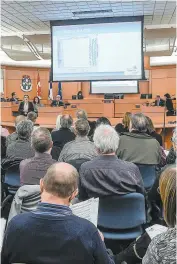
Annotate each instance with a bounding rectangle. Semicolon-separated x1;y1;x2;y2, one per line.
2;202;114;264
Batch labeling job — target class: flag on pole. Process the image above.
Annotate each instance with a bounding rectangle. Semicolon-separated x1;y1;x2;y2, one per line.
48;82;53;100
37;72;41;98
58;82;62;100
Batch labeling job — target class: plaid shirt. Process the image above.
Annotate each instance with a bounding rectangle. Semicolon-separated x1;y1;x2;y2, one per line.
58;136;97;162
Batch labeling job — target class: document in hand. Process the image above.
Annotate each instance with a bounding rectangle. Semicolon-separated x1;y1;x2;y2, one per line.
70;198;99;227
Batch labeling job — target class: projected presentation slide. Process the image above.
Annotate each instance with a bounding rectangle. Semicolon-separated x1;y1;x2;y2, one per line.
51;17;143;82
91;80;138;94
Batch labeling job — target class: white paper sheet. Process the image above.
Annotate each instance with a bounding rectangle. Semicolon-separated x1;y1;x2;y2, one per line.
146;224;168;240
70;198;99;226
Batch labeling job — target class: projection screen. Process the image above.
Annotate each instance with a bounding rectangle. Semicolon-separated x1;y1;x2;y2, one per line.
51;16;144;82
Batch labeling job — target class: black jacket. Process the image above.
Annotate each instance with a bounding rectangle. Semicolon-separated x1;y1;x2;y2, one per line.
51;100;64;107
18;101;34;115
10;98;18;102
154;99;165;107
51;128;75;149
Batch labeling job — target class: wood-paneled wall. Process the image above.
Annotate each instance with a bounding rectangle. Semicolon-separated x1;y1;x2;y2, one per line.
2;57;176;101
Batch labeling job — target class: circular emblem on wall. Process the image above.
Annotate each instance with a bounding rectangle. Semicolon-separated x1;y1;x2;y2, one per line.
21;75;32;92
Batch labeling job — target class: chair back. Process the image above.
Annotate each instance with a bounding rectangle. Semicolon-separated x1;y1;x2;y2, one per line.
8;185;41;224
51;146;61;161
136;164;156;189
4;163;21;187
98;193;146;230
67;158;90;172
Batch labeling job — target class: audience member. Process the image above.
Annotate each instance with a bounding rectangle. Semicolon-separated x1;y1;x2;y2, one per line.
27;111;37;124
1;136;6;159
18;95;34;116
6;115;26;146
1;126;9;137
115;112;131;134
2;163;114;264
143;167;176;264
115;166;176;264
20;127;56;185
76;109;88;120
166;128;176;164
59;119;97;162
6;120;35;160
76;109;95;138
10;92;18;103
51;95;64;107
96;117;111;127
52;114;75;149
164;93;174;116
79;125;144;201
117;113;161;165
146;116;163;146
154;95;164;107
148;128;177;205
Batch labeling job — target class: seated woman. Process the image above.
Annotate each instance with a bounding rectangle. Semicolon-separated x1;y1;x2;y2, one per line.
33;96;43;114
77;90;83;99
143;167;176;264
115;112;131;134
115;166;176;264
146;116;163;146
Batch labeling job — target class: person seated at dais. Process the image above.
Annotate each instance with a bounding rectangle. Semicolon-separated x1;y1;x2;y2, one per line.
51;95;64;107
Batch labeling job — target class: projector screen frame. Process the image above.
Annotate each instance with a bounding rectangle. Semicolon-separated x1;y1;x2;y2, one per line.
50;16;145;82
90;80;140;94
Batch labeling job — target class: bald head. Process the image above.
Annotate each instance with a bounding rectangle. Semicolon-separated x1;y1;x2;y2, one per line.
15;115;26;127
42;163;78;198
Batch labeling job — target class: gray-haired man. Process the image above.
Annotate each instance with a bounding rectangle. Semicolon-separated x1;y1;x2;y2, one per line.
59;119;97;162
79;125;144;201
20;127;56;185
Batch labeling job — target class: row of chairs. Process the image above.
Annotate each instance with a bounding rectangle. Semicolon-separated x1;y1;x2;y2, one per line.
1;158;157;211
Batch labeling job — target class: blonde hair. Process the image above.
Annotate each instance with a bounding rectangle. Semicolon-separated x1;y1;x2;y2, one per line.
122;112;131;129
159;167;176;227
56;114;62;130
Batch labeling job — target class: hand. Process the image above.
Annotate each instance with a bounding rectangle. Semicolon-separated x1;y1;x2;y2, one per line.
98;230;104;241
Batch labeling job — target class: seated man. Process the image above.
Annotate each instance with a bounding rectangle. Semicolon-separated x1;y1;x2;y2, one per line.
51;95;64;107
6;120;35;160
20;127;56;185
59;119;97;162
0;92;6;102
154;95;165;107
117;113;161;165
76;109;96;139
10;92;18;103
27;111;37;124
6;115;26;146
18;94;34;116
52;114;75;149
2;163;114;264
79;125;144;201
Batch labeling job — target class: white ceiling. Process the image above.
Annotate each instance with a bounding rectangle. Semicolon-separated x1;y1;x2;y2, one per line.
1;0;176;36
1;0;176;61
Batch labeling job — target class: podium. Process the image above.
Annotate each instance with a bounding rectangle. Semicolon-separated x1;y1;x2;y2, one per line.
0;102;15;122
102;99;114;118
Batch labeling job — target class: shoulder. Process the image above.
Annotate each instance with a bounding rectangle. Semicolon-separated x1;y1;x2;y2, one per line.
80;157;97;170
71;214;98;234
20;158;32;167
6;212;33;234
143;228;176;263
